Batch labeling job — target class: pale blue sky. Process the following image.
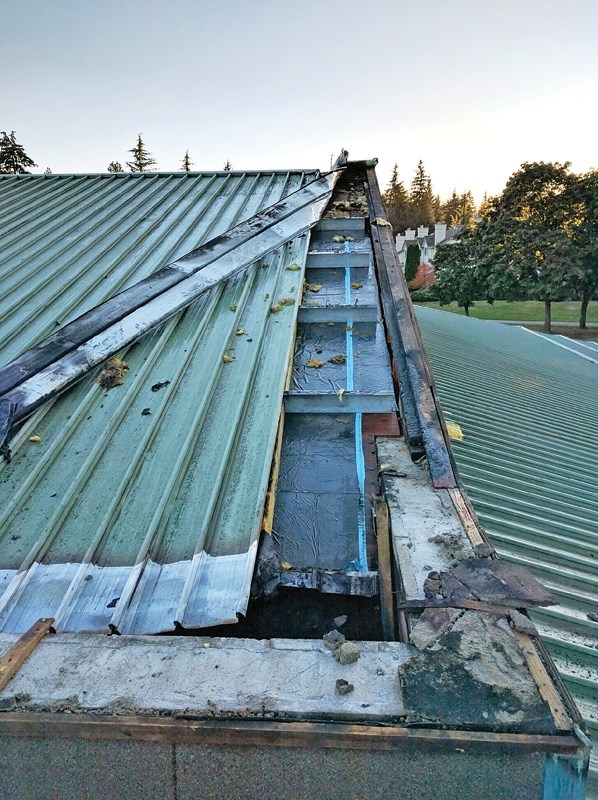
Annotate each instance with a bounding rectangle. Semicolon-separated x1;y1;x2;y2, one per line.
2;0;597;201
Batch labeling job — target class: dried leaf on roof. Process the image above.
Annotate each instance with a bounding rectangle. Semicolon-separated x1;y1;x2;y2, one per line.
447;422;464;440
96;357;129;388
306;359;325;368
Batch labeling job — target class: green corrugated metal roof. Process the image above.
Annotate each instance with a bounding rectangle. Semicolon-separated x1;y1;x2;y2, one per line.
0;170;318;634
0;170;316;362
416;306;598;792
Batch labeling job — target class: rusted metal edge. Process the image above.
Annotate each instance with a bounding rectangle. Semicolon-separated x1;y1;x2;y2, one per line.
0;714;582;753
364;167;456;488
0;168;343;398
0;618;54;693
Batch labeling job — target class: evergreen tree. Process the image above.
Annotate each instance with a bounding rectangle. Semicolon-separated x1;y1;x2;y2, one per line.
107;161;124;173
410;160;435;227
0;131;37;174
478;192;493;218
223;160;232;171
383;163;411;231
404;244;421;283
181;150;193;172
440;190;461;225
441;190;476;227
126;134;157;172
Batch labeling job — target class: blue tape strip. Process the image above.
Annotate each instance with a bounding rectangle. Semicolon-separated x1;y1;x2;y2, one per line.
355;410;367;571
344;242;354;392
343;242;367;570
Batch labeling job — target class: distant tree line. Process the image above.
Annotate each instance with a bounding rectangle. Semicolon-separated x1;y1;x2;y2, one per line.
383;160;477;231
432;162;598;331
0;131;233;174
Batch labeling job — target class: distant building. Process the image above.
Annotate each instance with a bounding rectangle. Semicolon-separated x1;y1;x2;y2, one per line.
396;222;462;269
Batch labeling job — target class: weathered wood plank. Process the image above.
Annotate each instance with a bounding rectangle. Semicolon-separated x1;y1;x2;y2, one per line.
0;713;581;753
514;630;572;731
447;486;486;547
364;168;456;487
262;408;285;535
0;618;54;693
374;497;396;641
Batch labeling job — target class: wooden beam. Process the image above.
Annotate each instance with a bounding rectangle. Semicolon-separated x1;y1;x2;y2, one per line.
0;713;581;754
374;497;396;641
364;168;456;488
447;487;486;548
262;407;285;535
0;618;54;693
514;630;572;731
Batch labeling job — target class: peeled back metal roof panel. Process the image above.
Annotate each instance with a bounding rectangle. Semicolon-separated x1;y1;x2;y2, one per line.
0;170;319;634
415;307;598;787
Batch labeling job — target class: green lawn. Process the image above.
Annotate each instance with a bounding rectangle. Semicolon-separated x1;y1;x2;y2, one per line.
415;300;598;323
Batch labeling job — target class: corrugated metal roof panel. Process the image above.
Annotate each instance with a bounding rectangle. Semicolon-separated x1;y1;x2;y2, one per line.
0;171;316;363
0;171;317;634
416;307;598;789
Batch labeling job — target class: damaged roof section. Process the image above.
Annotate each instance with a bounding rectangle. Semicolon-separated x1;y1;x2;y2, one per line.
0;169;334;635
376;438;571;735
